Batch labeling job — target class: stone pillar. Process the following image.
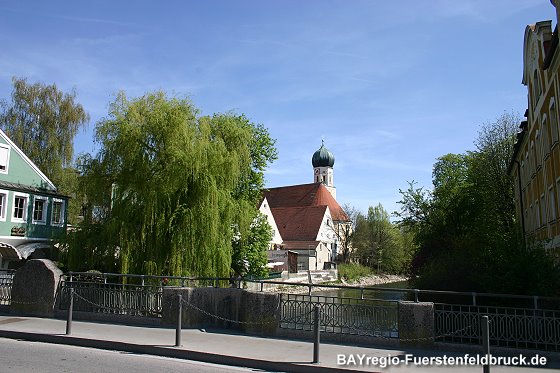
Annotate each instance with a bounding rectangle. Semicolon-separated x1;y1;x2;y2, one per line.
11;259;63;317
162;287;280;335
398;301;434;346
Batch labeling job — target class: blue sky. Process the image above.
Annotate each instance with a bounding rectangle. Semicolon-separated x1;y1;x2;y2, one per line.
0;1;555;215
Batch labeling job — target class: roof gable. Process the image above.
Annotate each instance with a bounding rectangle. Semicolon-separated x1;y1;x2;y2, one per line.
0;129;57;191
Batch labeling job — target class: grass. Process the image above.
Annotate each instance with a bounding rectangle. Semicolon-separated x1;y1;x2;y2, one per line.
338;263;374;282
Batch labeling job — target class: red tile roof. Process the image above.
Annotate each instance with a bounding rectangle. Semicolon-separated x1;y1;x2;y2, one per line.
271;205;327;241
263;183;349;221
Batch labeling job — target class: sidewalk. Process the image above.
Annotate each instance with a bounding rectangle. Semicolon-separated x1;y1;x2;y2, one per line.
0;314;558;373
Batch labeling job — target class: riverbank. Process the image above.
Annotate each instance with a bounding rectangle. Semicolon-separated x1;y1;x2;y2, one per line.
259;273;408;294
340;273;408;287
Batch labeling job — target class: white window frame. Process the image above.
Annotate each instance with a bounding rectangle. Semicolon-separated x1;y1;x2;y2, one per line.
51;198;66;226
0;189;8;222
32;196;48;225
12;192;29;223
0;143;10;174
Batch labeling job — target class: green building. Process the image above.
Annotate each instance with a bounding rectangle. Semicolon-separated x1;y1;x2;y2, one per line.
0;129;68;269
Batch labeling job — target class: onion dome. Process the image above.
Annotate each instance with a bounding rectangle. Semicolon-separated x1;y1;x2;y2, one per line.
312;141;335;167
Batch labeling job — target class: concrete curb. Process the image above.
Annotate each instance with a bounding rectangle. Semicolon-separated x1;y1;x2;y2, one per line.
0;329;379;373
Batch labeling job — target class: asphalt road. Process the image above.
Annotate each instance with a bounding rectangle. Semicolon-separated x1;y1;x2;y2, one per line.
0;337;271;373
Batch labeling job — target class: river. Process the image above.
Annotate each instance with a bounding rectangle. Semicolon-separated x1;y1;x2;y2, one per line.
314;280;411;301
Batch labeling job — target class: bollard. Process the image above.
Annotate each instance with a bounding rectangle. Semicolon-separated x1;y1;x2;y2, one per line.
66;288;74;335
176;294;182;347
481;315;490;373
313;305;320;364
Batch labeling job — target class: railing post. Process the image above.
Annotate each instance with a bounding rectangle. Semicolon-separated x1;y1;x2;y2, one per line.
533;296;538;310
481;315;490;373
360;287;364;300
472;292;477;306
260;281;264;292
313;305;320;364
414;289;419;303
175;293;182;347
66;288;74;335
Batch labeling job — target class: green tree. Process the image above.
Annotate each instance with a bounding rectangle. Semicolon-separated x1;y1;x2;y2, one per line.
397;112;560;294
0;77;89;223
67;91;277;277
231;212;272;278
353;203;409;273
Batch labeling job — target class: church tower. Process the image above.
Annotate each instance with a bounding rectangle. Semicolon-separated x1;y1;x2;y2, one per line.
312;141;336;199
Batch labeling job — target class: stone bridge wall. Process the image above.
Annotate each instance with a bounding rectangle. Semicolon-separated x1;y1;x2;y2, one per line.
161;287;281;335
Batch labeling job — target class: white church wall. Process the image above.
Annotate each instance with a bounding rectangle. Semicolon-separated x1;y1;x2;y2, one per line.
258;197;283;247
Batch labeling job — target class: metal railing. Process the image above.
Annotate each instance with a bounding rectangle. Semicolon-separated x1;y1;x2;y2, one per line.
50;272;560;351
280;293;398;338
435;303;560;351
0;270;15;306
58;279;163;318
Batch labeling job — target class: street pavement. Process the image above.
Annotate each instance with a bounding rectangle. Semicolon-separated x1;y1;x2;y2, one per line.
0;337;261;373
0;314;558;373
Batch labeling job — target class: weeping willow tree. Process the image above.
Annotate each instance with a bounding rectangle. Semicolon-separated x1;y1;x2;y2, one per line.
67;91;277;277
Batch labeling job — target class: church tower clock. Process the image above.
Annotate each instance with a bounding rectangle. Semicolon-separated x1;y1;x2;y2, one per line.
312;140;336;199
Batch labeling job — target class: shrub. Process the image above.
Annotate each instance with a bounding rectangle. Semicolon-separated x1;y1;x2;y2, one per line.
338;263;373;282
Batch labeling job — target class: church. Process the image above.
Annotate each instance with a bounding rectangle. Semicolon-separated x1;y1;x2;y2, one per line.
259;142;350;272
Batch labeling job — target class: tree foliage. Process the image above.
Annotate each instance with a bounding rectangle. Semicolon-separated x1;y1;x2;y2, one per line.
231;213;272;278
396;112;560;295
67;91;277;277
352;203;412;273
0;77;89;193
